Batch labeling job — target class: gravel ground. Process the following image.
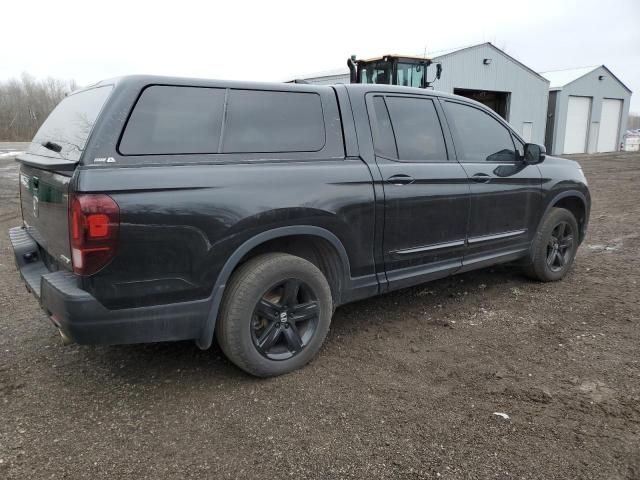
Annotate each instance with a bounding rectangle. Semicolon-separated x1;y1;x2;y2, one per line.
0;147;638;479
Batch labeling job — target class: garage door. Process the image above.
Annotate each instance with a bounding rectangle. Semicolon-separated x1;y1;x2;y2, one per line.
597;98;623;152
563;96;591;154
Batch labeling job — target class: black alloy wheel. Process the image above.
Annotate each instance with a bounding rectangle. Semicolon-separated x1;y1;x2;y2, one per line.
216;253;333;377
546;221;575;272
251;279;320;360
524;207;580;282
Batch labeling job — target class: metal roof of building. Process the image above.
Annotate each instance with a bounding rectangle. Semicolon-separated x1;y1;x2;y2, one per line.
427;42;549;82
540;65;632;93
540;66;599;90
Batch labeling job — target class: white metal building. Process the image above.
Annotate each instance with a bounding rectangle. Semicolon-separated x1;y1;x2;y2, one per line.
541;66;632;155
292;43;550;144
428;43;549;144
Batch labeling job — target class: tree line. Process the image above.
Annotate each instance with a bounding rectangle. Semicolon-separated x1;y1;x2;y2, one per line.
0;73;77;141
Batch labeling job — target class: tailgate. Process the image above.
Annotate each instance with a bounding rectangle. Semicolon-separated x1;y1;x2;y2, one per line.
15;84;113;271
19;164;72;270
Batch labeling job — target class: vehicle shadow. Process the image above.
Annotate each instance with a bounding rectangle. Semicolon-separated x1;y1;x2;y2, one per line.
73;264;533;385
329;264;535;335
77;339;249;383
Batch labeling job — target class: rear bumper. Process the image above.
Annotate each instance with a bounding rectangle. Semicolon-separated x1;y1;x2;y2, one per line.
9;227;211;346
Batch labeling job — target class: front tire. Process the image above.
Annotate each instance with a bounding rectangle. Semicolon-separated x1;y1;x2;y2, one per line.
216;253;333;377
524;207;579;282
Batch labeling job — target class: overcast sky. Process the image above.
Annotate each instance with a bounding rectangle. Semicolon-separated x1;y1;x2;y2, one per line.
2;0;639;112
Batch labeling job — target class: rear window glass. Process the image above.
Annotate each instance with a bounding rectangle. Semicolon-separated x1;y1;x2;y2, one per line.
28;85;112;162
222;90;325;153
119;86;225;155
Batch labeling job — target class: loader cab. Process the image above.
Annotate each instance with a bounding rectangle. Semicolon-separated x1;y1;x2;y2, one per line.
348;54;442;89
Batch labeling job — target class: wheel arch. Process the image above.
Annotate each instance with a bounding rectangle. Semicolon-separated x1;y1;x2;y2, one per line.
196;226;352;349
541;190;589;243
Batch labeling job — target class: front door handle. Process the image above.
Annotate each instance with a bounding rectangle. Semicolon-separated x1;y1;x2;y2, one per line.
386;174;415;186
470;173;492;183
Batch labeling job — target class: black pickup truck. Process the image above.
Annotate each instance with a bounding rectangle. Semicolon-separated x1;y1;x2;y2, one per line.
10;76;590;376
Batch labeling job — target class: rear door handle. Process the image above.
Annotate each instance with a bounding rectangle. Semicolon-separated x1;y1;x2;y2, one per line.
386;174;415;186
470;173;491;183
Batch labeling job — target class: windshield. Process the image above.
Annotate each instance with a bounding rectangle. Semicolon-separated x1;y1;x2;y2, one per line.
396;62;425;88
28;85;112;162
360;62;392;85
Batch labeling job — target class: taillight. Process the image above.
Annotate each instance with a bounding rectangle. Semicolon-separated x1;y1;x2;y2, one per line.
69;194;119;275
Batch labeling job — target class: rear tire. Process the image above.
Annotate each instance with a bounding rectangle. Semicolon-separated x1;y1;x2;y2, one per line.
524;207;579;282
216;253;333;377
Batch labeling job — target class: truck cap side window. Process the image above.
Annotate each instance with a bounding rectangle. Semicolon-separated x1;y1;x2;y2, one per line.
120;87;326;156
222;90;325;153
120;86;225;155
444;101;517;163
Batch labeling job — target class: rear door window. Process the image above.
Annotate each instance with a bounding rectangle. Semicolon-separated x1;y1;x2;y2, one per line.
369;95;448;162
370;96;398;159
444;101;516;162
385;96;448;161
222;90;325;153
119;86;225;155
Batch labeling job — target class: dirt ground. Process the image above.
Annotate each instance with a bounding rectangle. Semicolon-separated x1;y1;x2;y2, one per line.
0;146;638;479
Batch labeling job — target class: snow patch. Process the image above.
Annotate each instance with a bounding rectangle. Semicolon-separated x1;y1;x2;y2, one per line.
0;151;24;158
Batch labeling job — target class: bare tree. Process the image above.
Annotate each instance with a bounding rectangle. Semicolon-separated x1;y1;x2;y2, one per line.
627;113;640;131
0;73;77;141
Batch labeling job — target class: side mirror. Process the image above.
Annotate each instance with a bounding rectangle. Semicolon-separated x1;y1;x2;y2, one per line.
523;143;546;164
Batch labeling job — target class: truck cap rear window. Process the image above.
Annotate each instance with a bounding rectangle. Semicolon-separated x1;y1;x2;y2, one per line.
28;85;113;162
